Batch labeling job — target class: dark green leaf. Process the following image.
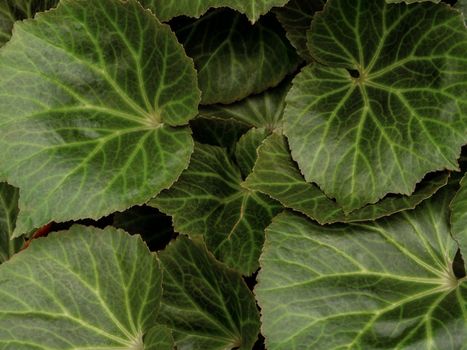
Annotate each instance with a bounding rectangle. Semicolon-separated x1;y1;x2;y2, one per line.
175;9;298;104
256;188;466;349
0;0;59;47
0;182;23;263
274;0;324;61
140;0;289;23
158;236;260;350
0;0;200;237
450;172;467;272
0;225;162;348
245;133;450;223
285;0;467;212
199;78;290;130
190;116;251;155
144;325;175;350
150;143;281;275
235;128;269;178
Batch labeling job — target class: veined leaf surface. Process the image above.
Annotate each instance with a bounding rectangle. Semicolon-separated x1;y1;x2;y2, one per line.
256;188;466;349
450;172;467;272
244;133;449;224
150;143;281;275
0;182;23;263
175;9;298;104
0;225;162;349
158;236;260;350
199;79;290;130
144;325;174;350
140;0;289;23
235;128;269;178
0;0;200;236
0;0;59;46
284;0;467;212
274;0;324;61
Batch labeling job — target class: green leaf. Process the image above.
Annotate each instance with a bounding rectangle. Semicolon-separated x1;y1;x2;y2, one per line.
190;116;251;155
274;0;324;61
199;78;290;130
140;0;289;23
175;9;298;104
235;128;269;178
158;236;260;350
256;188;466;349
144;325;175;350
450;172;467;273
245;133;450;224
150;143;281;275
0;0;200;237
386;0;440;3
0;225;162;348
0;0;59;47
0;182;23;263
284;0;467;212
456;0;467;23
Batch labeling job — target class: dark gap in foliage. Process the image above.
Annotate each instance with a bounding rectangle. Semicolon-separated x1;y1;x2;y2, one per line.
347;69;360;78
453;248;466;279
113;206;175;252
48;207;175;251
252;334;266;350
244;270;259;291
442;0;457;6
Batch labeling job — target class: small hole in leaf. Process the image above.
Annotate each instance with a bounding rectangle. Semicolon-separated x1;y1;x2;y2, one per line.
452;249;466;279
347;69;360;78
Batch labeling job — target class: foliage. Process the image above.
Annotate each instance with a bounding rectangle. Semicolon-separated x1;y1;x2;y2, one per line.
0;0;466;349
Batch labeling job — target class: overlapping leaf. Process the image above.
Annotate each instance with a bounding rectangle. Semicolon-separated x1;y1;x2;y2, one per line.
285;0;467;212
150;143;281;275
0;225;162;348
245;133;449;224
274;0;324;61
0;182;23;263
190;116;250;155
0;0;59;47
144;325;175;350
140;0;289;23
256;188;466;349
450;172;467;272
175;9;298;104
0;0;200;236
235;128;269;178
158;236;260;350
199;78;290;129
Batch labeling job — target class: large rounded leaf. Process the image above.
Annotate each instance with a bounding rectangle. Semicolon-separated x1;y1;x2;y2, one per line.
158;236;260;350
284;0;467;212
140;0;289;23
0;0;200;236
256;188;466;349
0;225;162;348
